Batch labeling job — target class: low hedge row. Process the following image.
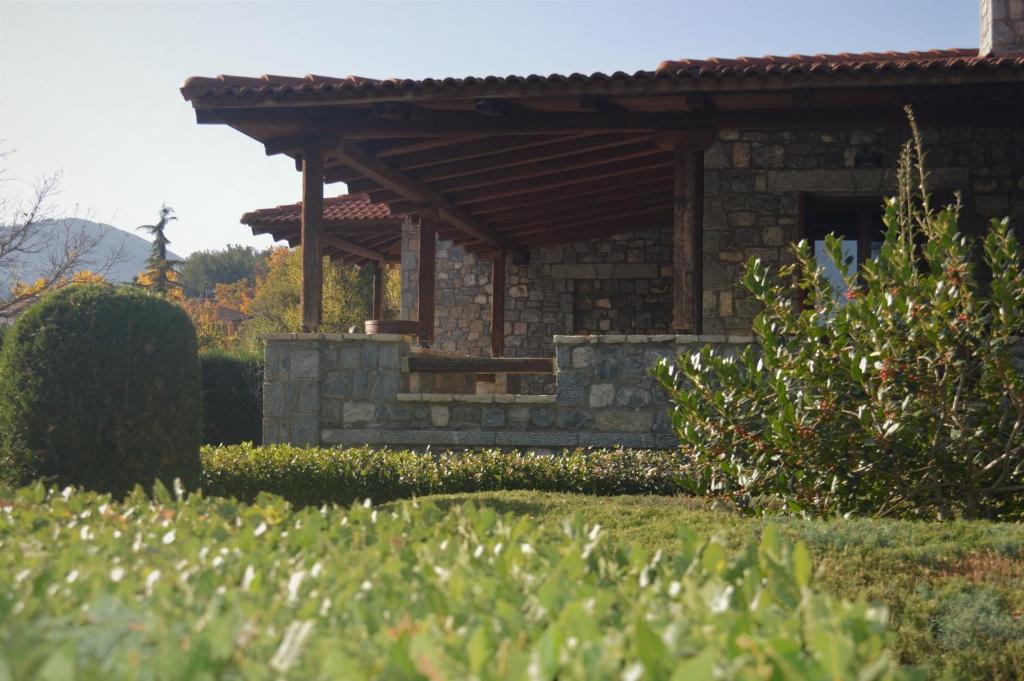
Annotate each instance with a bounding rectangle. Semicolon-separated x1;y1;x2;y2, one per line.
199;350;262;445
201;444;686;507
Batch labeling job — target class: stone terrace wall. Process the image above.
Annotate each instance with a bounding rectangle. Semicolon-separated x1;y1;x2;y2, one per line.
263;333;750;449
701;126;1024;334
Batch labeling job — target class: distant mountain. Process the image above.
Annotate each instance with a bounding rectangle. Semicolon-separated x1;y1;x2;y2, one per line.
0;218;182;296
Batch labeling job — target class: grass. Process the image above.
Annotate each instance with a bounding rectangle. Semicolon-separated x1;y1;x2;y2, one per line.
397;491;1024;680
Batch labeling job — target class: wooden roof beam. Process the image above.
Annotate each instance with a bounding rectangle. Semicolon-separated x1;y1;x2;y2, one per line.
345;137;657;194
474;98;529;118
484;183;672;226
401;134;649;183
373;136;491;158
578;94;631;116
517;218;668;248
201;106;718;140
449;155;672;206
501;202;672;237
466;167;674;215
428;142;666;194
383;134;589;170
321;233;390;262
331;139;524;256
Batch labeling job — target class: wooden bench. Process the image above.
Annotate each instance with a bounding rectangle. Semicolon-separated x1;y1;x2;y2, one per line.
406;355;554;374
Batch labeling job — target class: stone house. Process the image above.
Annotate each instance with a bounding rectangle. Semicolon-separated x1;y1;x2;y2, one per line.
187;0;1024;447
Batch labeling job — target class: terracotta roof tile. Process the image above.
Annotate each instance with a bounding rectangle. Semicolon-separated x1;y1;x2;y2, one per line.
182;49;1024;104
241;193;400;228
656;48;1008;74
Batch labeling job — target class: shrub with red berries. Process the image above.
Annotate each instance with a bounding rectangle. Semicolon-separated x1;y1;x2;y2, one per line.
656;109;1024;520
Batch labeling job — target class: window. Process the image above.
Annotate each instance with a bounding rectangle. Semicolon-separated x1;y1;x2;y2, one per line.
804;197;886;297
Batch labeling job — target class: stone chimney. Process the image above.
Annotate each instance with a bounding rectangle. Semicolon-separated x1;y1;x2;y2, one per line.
980;0;1024;56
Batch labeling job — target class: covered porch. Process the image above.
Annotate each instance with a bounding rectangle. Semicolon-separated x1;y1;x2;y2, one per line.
182;49;1024;445
183;49;1022;346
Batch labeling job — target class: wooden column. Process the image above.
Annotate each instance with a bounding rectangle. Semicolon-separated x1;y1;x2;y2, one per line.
371;261;384;320
672;143;704;334
490;252;506;357
417;213;436;345
300;148;324;333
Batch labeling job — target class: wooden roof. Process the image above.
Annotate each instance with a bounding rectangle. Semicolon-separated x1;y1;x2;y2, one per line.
185;48;1024;256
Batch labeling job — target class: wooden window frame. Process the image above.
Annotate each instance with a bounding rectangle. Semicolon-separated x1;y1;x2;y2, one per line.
802;194;885;269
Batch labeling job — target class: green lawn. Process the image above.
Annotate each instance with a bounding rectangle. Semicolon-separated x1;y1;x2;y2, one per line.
400;491;1024;680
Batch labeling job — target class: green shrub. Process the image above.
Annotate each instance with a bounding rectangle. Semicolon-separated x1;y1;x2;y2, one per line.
655;110;1024;520
0;285;202;495
0;483;920;679
201;444;686;507
200;349;262;445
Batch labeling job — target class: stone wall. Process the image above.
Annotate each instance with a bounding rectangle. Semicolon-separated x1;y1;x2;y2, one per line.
263;333;750;449
263;333;409;447
400;219;674;393
701;125;1024;334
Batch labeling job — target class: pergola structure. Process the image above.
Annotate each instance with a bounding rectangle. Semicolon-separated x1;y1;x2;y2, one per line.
182;48;1024;345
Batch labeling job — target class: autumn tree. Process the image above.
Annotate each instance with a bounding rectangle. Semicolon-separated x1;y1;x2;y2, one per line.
238;246;392;350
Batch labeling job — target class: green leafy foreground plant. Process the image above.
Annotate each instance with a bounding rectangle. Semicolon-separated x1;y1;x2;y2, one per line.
0;483;920;679
656;110;1024;520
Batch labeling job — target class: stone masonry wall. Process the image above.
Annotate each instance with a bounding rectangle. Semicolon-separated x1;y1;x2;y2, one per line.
263;333;409;447
264;333;749;449
702;125;1024;334
400;220;674;393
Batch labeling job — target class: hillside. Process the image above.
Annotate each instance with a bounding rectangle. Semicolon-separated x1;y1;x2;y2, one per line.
0;218;182;295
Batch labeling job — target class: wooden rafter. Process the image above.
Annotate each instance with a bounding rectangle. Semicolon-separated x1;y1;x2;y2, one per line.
395;134;648;184
481;181;672;224
321;234;388;262
426;142;665;194
516;215;670;248
448;155;672;205
345;137;654;194
383;134;589;170
331;139;523;254
497;198;673;236
503;202;672;238
465;167;674;215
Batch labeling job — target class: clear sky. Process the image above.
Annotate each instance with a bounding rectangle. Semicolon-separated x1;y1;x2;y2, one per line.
1;0;980;256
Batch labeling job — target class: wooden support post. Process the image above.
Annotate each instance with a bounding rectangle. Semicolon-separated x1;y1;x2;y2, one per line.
491;252;506;357
417;213;436;346
672;143;704;333
300;148;324;333
371;261;384;320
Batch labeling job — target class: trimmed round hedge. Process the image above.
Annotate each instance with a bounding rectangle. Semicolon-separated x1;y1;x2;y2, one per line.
0;285;202;495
